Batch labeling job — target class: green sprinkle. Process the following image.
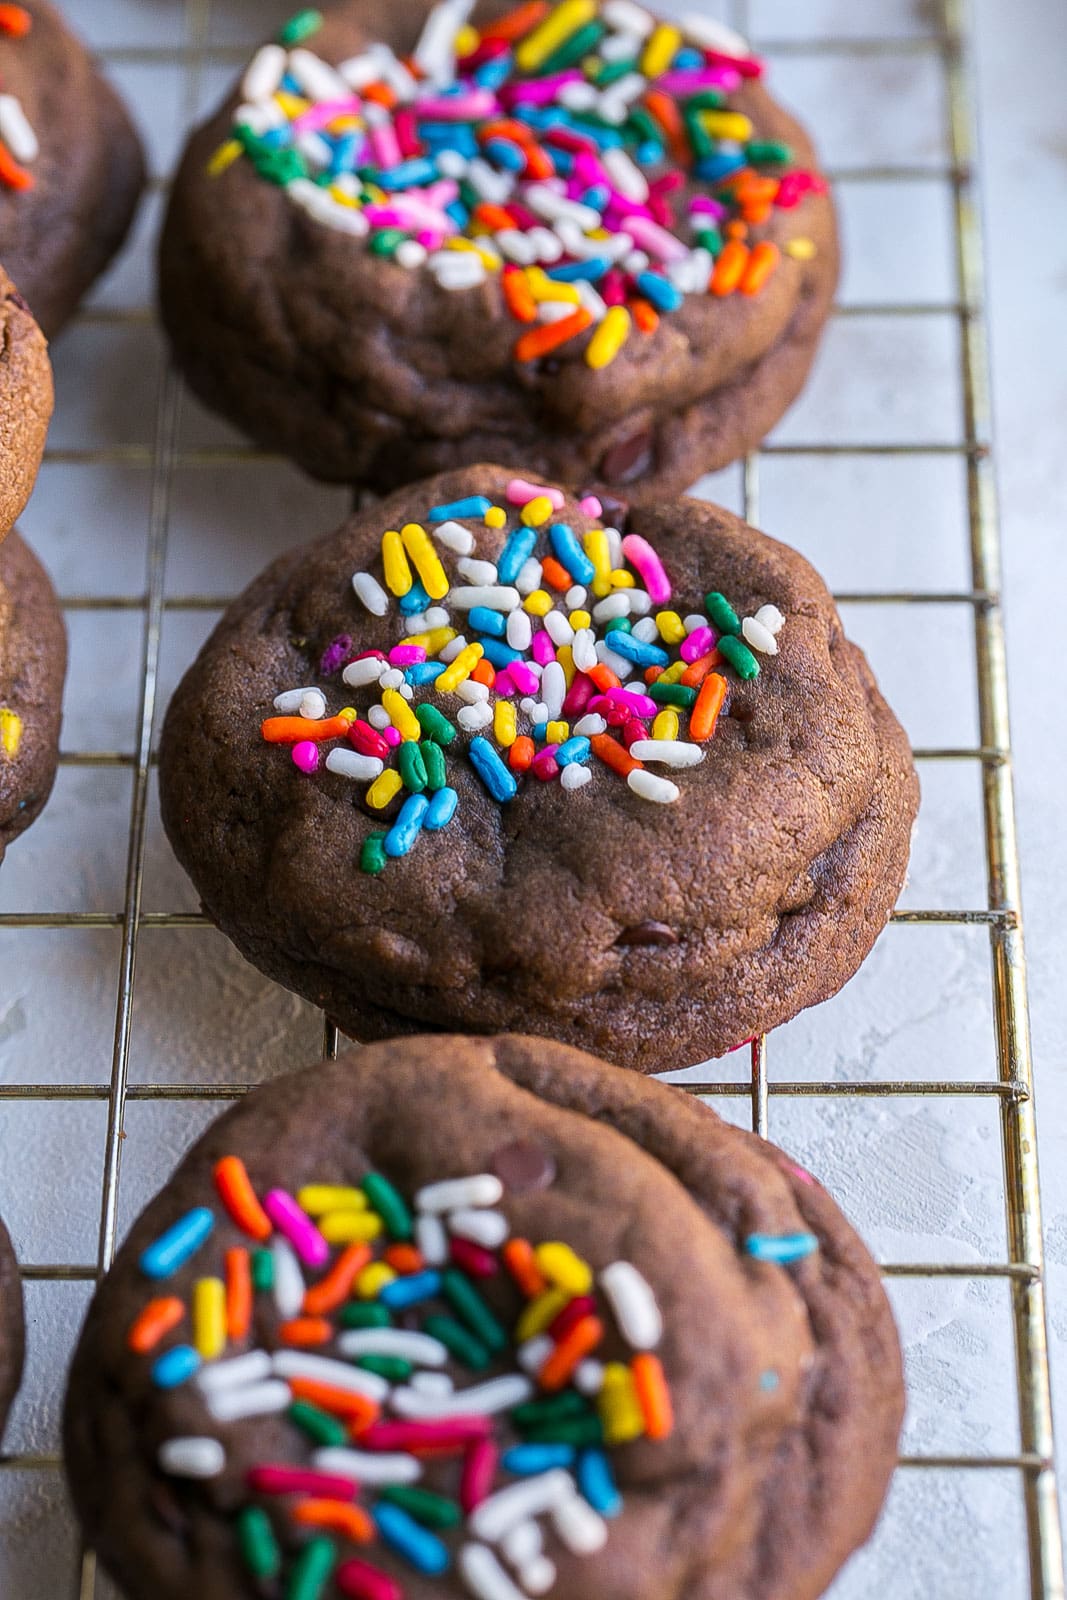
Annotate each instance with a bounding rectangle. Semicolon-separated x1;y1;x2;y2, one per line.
278;9;324;45
416;704;457;745
238;1505;281;1580
459;179;481;212
718;634;760;679
288;1401;348;1448
360;832;388;876
286;1535;335;1600
379;1485;463;1530
696;226;724;257
604;615;632;635
624;108;662;150
369;228;408;257
421;739;447;791
684;111;714;163
512;1392;593;1427
648;682;698;708
362;1172;413;1241
541;20;604;72
251;1248;274;1293
357;1354;413;1382
593;53;639;86
521;1413;605;1447
339;1302;393;1330
745;139;793;166
422;1314;491;1371
704;592;741;635
442;1268;507;1354
397;741;428;793
685;89;726;111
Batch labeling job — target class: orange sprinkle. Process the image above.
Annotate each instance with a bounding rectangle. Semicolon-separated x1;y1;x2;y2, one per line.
478;119;536;146
631;298;660;335
225;1247;252;1340
632;1352;674;1439
509;735;535;772
384;1244;425;1275
741;200;773;226
642;89;688;167
480;0;550;42
740;241;780;296
587;663;621;693
0;7;32;38
0;142;33;191
643;666;663;685
127;1296;184;1354
724;219;748;241
280;1316;334;1347
591;733;641;778
514;308;592;362
522;144;554;181
363;82;397;109
502;266;537;324
541;555;572;592
303;1244;372;1316
679;649;722;688
711;239;750;297
475;201;516;232
539;1316;604;1392
261;713;355;744
214;1155;272;1241
292;1499;374;1543
288;1378;380;1429
689;672;728;742
470;659;496;689
503;1238;547;1298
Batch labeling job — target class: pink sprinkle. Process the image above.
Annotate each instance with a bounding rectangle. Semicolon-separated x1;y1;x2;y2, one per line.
622;533;671;606
389;644;426;666
248;1465;355;1500
450;1236;498;1278
531;630;556;668
509;661;540;696
572;151;606;189
494;668;517;698
461;1438;498;1514
502;70;583;107
506;477;565;509
601;269;627;306
562;671;595;719
416;227;446;251
263;1189;329;1269
657;66;741;94
337;1559;403;1600
578;495;602;516
689;196;728;220
774;171;817;210
362;1418;492;1451
349;720;390;759
292;740;319;774
418;91;499;119
604;194;656;223
365;205;409;229
789;1162;816;1186
681;625;715;662
606;686;658;719
531;746;560;781
704;47;765;80
394;107;421;160
368;120;401;169
625;215;688;264
382;725;402;748
292;96;362;133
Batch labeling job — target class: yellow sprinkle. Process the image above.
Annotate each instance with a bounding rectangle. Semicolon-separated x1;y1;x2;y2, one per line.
494;700;517;748
528;273;581;305
400;521;449;601
584;529;612;598
363;183;388;205
520;495;554;528
474;245;503;271
274;91;309;118
535;1241;592;1295
446;236;478;252
523;589;553;617
484;505;507;528
339;707;357;722
640;21;682;77
516;1288;571;1345
356;1261;395;1299
321;1210;384;1245
702;110;753;141
585;305;631;370
515;0;597;72
207;138;243;177
435;642;484;693
556;644;576;687
382;687;421;741
297;1185;367;1215
0;709;23;759
569;609;591;631
192;1278;226;1361
598;1362;646;1444
382;529;413;596
655;610;686;645
455;22;479;55
609;569;635;589
786;237;817;261
401;625;456;655
657;661;687;686
327;184;360;208
652;708;679;740
367;769;404;810
546;720;569;744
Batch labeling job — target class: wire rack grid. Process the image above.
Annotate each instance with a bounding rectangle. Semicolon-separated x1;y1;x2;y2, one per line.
0;0;1061;1595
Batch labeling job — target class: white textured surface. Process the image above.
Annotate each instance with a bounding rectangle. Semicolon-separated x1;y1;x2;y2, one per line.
0;2;1063;1597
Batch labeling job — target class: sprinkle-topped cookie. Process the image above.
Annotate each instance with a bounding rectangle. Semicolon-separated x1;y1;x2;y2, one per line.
0;5;36;191
212;0;825;366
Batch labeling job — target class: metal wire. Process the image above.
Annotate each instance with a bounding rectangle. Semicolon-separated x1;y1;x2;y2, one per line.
0;0;1060;1596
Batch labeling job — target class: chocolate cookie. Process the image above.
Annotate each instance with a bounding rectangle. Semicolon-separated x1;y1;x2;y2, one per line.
0;527;65;863
0;263;51;538
159;466;918;1070
0;1;146;336
63;1035;903;1600
0;1213;24;1442
159;1;838;503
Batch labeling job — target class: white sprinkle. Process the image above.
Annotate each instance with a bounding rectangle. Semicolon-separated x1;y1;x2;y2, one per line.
288;48;350;102
754;602;786;636
599;29;642;61
552;1493;608;1555
290;183;369;237
516;1335;554;1376
338;51;385;89
195;1351;273;1393
683;613;706;633
368;705;392;729
235;100;285;136
515;558;543;595
536;299;575;325
598;71;646;120
470;1471;575;1542
561;764;592;792
411;1371;454;1396
596;640;631;678
593;593;631;622
457;557;499;585
298;688;327;719
573;713;607;738
158;1436;225;1479
632;616;659;643
627;768;680;805
416;1174;504;1213
353;571;390;616
273;1352;389;1402
743;616;779;655
205;1379;291;1424
413;0;474;85
667;246;713;296
435;149;469;180
602;145;649;204
626;588;652;616
391;1374;532;1420
627;739;704;769
380;667;406;690
506;610;532;651
272;1237;305;1318
571;628;598;673
429;252;487;291
396;240;428;270
540;661;567;721
296;129;333;170
448;586;520;613
313;1447;422;1486
525;184;600;230
465;157;513;203
501;1520;542;1567
438;633;469;663
367;41;418;101
497;229;539;267
681;12;751;55
325;749;384;782
557;80;599;112
599;1260;664;1349
519;697;537;717
434;520;476;556
527;226;564;263
416;1212;449;1265
241;43;287;103
603;0;655;36
337;1330;449;1365
576;279;608;321
458;702;494;732
399;682;414;700
459;1544;529;1600
0;95;37;164
448;1208;509;1249
457;679;490;704
604;526;624;568
543;610;574;648
273;686;319;714
574;1358;605;1396
424;606;450;629
522;1557;557;1596
555;218;633;261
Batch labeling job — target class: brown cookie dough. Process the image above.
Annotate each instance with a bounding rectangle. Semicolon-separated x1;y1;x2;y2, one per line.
63;1035;903;1600
0;1;146;336
0;527;65;863
158;465;918;1070
0;264;51;539
0;1213;24;1443
158;1;838;503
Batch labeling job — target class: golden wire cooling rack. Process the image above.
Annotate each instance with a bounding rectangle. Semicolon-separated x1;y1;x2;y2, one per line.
0;0;1062;1595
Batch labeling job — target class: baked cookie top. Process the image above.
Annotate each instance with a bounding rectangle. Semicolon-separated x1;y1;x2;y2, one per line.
63;1036;904;1600
0;527;65;863
0;262;52;540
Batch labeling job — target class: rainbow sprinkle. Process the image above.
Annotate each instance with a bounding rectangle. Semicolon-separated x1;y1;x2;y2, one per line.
0;6;38;191
260;481;786;872
211;1;827;365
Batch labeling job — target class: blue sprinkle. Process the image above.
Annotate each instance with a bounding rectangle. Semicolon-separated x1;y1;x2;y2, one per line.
549;521;596;584
445;199;471;228
673;46;704;68
497;525;538;585
399;580;432;616
151;1345;201;1390
531;721;548;743
604;630;669;668
424;787;459;830
478;637;522;669
546;256;612;284
373;1503;451;1575
579;183;610;211
330;132;361;175
635;272;683;313
556;736;591;767
420;124;479;159
694;150;746;182
140;1207;214;1280
550;147;574;176
635;139;665;165
281;73;301;94
375;159;440;193
468;605;507;639
384;794;430;858
380;1270;443;1310
744;1232;819;1265
428;497;492;523
406;662;444;686
474;51;514;90
760;1370;780;1391
260;126;293;150
484;137;526;173
503;1443;576;1475
577;1449;622;1517
469;736;518;802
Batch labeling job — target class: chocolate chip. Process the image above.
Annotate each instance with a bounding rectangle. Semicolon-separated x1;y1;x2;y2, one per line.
491;1139;556;1194
599;429;654;485
616;921;679;948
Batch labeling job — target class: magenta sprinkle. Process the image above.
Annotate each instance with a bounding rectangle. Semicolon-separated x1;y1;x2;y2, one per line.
319;635;352;675
681;626;715;662
248;1465;356;1499
606;686;658;719
382;725;402;748
502;70;584;106
460;1438;497;1514
389;645;427;666
292;740;319;774
263;1190;329;1269
361;1418;492;1451
494;668;517;698
531;630;556;668
509;661;539;696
